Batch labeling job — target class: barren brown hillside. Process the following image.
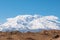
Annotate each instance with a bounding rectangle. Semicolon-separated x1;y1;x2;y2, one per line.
0;30;60;40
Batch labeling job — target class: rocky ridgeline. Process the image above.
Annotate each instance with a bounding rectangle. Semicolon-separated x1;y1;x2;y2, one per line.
0;30;60;40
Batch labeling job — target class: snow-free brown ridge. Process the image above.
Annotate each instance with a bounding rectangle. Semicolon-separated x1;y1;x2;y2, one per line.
0;30;60;40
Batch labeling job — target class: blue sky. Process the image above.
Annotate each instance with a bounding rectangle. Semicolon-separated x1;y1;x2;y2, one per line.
0;0;60;23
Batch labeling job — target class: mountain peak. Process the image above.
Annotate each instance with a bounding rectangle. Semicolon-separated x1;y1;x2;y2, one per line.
0;15;60;32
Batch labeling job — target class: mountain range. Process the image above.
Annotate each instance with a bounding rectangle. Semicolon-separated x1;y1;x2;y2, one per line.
0;15;60;32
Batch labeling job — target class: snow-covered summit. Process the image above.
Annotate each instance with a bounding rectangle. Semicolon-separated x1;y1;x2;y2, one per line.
0;15;60;32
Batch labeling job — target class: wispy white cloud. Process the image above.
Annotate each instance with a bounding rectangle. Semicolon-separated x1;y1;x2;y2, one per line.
0;15;60;32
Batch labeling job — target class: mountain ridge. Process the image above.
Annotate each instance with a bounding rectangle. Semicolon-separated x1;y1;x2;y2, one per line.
0;15;60;32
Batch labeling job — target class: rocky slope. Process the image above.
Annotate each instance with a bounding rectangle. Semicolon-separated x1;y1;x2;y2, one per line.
0;30;60;40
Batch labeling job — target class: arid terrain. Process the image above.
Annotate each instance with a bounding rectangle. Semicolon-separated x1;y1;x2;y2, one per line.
0;30;60;40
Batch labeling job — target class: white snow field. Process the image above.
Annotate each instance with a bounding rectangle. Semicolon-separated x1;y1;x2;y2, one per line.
0;15;60;32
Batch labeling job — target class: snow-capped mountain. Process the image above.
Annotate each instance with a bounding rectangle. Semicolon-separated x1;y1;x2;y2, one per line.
0;15;60;32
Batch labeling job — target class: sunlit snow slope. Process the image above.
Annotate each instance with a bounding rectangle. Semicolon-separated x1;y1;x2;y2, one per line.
0;15;60;32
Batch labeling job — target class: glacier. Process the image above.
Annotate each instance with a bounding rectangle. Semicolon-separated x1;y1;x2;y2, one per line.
0;15;60;32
